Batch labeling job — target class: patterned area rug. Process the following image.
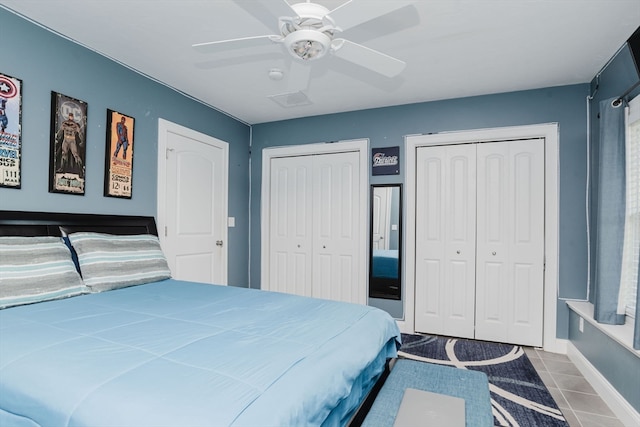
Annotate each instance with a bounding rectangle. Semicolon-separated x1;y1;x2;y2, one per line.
399;334;569;427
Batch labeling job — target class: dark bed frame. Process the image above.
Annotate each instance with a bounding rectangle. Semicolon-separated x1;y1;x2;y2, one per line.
0;210;158;237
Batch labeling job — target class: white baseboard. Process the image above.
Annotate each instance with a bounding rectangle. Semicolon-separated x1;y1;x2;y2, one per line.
566;342;640;427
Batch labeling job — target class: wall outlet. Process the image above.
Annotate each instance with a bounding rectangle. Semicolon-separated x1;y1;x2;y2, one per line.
579;316;584;333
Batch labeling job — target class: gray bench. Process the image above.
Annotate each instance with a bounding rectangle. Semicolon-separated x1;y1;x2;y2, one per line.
361;359;493;427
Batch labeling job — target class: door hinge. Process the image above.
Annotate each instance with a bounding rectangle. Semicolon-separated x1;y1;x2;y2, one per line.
165;226;168;237
166;148;174;159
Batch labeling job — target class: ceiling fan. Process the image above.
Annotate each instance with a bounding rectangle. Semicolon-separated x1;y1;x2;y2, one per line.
193;0;413;79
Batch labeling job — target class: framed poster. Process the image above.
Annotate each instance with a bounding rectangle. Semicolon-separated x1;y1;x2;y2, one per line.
104;109;134;198
0;73;23;188
372;146;400;175
49;92;87;195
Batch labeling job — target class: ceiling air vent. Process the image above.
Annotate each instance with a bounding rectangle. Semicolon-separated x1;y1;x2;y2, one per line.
268;91;312;108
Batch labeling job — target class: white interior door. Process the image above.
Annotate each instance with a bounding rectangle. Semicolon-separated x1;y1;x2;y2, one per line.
312;151;362;303
262;141;367;306
475;139;544;346
157;119;228;285
414;144;477;338
268;155;313;296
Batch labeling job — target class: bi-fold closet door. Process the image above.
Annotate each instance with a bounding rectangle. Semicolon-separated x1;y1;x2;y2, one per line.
414;139;544;347
266;151;364;304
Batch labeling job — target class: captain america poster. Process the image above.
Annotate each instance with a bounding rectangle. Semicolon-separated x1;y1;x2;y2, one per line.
0;73;22;188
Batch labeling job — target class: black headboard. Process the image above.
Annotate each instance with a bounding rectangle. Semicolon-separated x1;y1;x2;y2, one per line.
0;211;158;237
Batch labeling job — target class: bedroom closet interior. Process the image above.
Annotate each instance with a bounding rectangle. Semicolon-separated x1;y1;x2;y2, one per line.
411;136;545;347
261;141;367;305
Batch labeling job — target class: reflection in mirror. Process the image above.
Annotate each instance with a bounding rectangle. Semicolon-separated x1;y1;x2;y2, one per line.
369;184;402;300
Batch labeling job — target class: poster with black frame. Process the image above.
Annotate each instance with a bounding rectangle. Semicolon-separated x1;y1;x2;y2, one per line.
104;109;134;198
49;92;87;195
0;73;23;188
371;146;400;175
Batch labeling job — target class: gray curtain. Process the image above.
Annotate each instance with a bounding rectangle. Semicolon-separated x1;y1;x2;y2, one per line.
593;97;626;325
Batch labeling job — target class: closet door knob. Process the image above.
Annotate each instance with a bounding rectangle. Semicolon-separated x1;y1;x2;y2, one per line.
492;251;497;256
456;250;461;254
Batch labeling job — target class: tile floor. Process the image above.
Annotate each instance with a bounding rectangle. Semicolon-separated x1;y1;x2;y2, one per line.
525;347;626;427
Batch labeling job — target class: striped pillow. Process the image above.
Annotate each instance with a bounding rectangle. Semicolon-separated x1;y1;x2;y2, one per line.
0;236;88;308
67;232;171;292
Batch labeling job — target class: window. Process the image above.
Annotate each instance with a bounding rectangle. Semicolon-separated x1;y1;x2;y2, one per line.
619;95;640;318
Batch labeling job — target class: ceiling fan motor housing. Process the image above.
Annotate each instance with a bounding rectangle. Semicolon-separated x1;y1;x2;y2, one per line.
282;2;336;60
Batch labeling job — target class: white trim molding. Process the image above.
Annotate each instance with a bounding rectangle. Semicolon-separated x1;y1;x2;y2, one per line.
402;123;561;353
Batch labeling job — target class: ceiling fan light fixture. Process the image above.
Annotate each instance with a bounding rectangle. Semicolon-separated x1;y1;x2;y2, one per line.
284;29;331;61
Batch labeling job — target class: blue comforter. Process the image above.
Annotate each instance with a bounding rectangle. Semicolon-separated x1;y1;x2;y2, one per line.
0;279;400;427
372;249;399;279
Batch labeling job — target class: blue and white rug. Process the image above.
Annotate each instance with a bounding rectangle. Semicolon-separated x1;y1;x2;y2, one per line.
398;334;569;427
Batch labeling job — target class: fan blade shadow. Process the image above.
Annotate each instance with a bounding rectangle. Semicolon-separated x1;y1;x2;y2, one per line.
327;1;414;33
341;4;420;43
287;60;312;92
234;0;296;31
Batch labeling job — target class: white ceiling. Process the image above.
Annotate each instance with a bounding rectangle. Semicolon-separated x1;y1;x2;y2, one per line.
1;0;639;124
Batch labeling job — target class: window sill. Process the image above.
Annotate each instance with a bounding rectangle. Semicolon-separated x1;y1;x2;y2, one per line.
566;301;639;358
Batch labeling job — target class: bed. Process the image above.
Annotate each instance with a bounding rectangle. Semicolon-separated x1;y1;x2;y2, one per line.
371;249;398;280
0;211;401;427
369;249;400;300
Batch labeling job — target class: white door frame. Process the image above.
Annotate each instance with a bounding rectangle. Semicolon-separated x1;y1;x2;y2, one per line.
157;118;229;284
404;123;561;353
260;139;369;300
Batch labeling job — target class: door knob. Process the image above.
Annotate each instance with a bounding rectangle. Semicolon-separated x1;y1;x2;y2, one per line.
492;251;496;256
216;240;223;247
456;250;461;254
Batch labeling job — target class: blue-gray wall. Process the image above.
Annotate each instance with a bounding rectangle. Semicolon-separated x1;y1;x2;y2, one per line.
252;84;589;336
0;9;251;287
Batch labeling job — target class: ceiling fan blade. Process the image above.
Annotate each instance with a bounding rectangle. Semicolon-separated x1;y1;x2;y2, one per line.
326;1;413;32
193;35;281;54
287;60;312;92
331;39;405;78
